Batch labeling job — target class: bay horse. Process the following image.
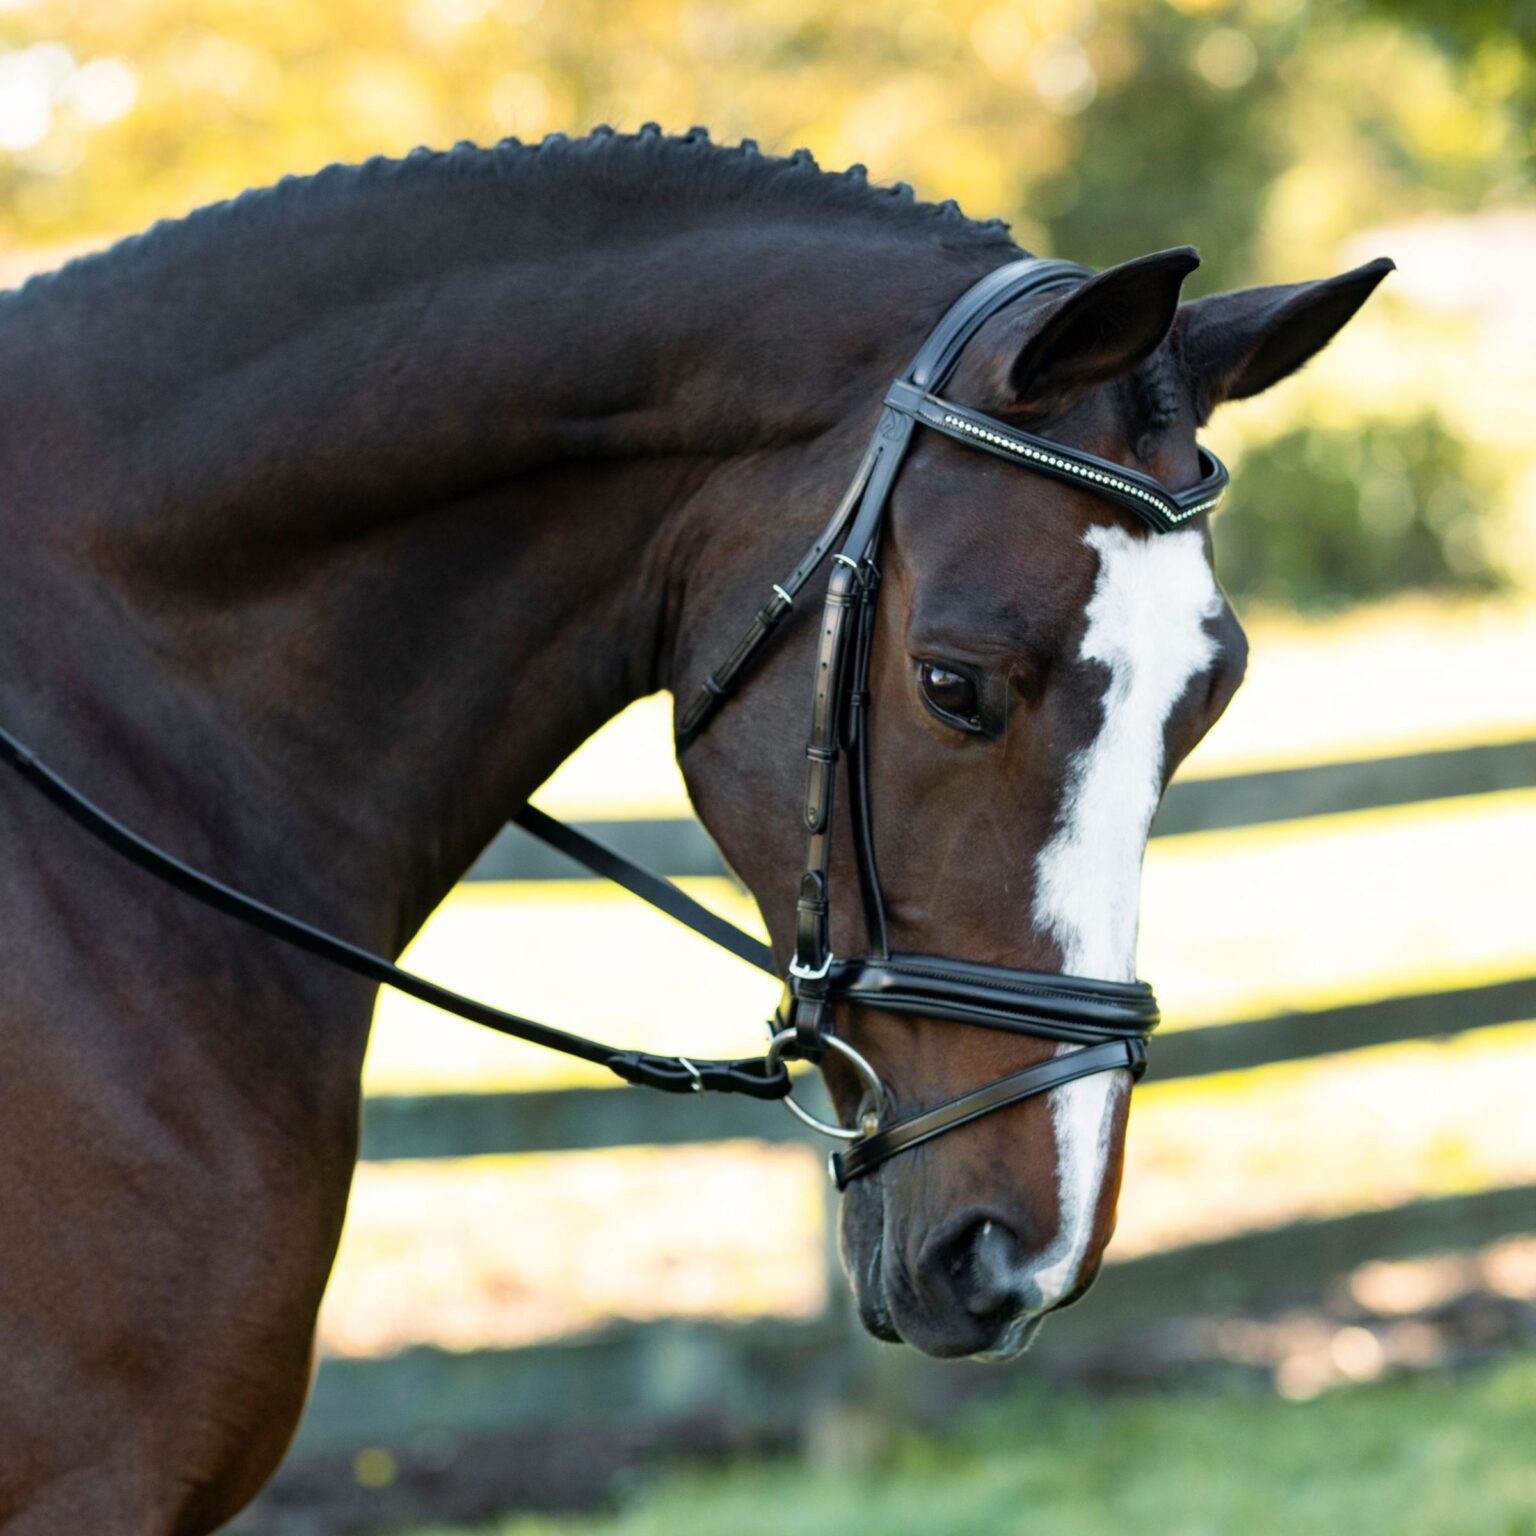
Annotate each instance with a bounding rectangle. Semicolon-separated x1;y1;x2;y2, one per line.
0;126;1389;1532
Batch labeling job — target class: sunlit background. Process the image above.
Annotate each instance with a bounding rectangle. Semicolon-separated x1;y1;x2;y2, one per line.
3;1;1533;1532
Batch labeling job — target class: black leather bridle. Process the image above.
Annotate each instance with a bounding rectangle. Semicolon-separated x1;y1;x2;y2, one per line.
0;256;1226;1190
676;256;1224;1185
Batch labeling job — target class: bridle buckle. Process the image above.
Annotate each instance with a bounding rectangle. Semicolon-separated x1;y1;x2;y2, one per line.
788;951;835;982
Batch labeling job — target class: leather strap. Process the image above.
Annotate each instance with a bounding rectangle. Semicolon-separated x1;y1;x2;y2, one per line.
907;259;1090;390
512;806;774;975
842;567;888;958
784;414;914;1049
0;725;791;1101
828;953;1159;1043
676;441;880;748
830;1037;1147;1188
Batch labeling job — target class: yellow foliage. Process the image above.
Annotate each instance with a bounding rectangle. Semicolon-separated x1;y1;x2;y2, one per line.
0;0;1526;255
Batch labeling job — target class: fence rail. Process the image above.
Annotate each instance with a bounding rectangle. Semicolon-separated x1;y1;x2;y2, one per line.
286;1181;1536;1461
466;736;1536;881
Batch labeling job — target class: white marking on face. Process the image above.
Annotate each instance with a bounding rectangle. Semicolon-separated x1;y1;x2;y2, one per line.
1035;524;1222;981
1026;524;1222;1306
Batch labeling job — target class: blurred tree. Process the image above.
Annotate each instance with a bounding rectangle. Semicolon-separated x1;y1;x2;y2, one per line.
1030;3;1293;291
1351;0;1536;154
1213;415;1507;608
0;0;1527;259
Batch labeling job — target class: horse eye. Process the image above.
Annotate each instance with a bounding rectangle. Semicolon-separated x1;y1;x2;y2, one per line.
919;663;982;729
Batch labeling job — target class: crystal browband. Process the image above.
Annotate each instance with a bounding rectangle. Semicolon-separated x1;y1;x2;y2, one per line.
883;378;1229;535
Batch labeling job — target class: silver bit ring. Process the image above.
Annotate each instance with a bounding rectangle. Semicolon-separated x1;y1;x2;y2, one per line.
765;1028;886;1141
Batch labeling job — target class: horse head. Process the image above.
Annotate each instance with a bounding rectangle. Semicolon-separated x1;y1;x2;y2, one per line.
680;247;1391;1359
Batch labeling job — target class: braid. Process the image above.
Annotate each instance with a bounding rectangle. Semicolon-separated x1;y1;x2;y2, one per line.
1134;345;1181;435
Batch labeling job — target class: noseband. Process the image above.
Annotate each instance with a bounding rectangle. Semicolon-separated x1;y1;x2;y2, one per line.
677;256;1225;1187
0;256;1226;1191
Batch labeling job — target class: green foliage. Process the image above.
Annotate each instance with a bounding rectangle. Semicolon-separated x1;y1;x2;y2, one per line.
1215;414;1507;609
411;1352;1536;1536
1350;0;1536;158
1032;4;1296;290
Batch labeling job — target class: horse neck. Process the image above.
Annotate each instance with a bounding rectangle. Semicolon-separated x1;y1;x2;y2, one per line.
0;173;993;953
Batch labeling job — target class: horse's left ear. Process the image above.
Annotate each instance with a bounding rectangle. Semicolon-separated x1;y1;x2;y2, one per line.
1177;257;1395;420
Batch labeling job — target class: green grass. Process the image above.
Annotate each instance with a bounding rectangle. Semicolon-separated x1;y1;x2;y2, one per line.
412;1352;1536;1536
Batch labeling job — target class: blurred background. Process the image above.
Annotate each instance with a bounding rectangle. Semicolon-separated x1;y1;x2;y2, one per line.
2;1;1533;1531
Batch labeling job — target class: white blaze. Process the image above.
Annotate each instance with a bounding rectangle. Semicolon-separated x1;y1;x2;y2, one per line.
1027;524;1221;1303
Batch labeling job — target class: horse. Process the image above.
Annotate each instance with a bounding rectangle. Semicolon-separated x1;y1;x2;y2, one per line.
0;126;1389;1532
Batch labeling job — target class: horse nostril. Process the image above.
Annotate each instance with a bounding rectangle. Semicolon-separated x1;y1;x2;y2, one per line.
921;1214;1028;1321
962;1217;1027;1318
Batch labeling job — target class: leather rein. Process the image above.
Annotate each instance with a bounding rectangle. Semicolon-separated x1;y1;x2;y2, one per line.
0;256;1226;1187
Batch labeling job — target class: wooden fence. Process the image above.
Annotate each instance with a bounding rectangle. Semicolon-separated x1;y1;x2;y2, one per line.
299;737;1536;1459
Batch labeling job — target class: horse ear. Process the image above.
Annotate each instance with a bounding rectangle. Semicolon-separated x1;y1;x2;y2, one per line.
1176;257;1394;419
1006;246;1201;410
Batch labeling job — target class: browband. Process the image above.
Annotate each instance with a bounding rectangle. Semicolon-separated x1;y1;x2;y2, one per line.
884;380;1229;534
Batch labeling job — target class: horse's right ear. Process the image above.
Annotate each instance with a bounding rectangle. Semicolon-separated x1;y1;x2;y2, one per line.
1004;246;1201;411
1177;257;1394;421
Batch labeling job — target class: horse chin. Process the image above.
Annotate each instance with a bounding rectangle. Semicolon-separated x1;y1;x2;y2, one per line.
970;1263;1104;1360
838;1182;1086;1358
969;1312;1048;1362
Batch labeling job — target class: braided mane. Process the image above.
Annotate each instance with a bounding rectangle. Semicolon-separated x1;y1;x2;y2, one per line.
8;123;1017;303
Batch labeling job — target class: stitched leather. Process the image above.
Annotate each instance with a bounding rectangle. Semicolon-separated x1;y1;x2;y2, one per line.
676;441;882;748
885;384;1229;534
828;954;1158;1042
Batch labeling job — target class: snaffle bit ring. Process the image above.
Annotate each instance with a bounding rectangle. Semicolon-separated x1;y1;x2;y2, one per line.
765;1028;886;1142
